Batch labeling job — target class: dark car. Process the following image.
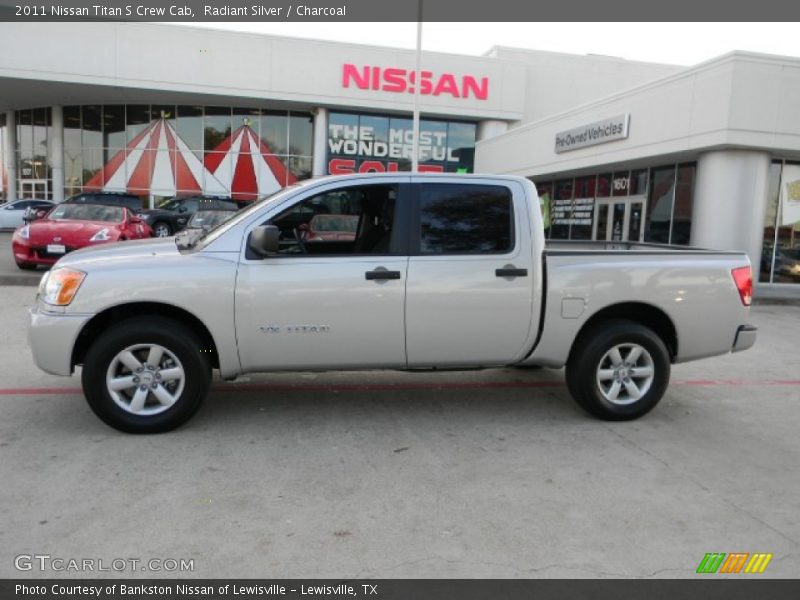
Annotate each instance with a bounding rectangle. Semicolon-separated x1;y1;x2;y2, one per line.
64;192;143;213
141;196;239;237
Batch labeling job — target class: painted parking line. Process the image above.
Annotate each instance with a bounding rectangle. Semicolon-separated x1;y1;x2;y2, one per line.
1;379;799;396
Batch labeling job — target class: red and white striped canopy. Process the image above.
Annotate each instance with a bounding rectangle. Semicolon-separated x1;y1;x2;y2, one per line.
84;118;227;196
204;124;296;201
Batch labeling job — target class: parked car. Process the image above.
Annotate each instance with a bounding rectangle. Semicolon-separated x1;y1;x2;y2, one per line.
64;192;143;213
776;247;800;282
174;208;238;247
184;208;239;232
0;199;54;229
301;214;360;242
12;203;152;270
26;174;756;433
141;196;239;238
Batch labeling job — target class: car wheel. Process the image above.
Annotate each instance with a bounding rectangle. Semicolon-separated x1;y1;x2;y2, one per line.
81;317;211;433
152;222;172;237
15;261;37;270
565;319;670;421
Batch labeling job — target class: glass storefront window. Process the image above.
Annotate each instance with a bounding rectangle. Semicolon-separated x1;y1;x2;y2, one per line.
536;162;694;244
17;109;33;162
288;113;313;157
550;178;574;240
761;160;800;284
596;172;612;197
9;104;309;203
103;105;125;149
0;113;6;200
536;181;553;238
125;105;150;142
203;106;231;152
671;164;695;245
630;169;648;196
176;106;203;153
645;166;676;244
260;110;288;155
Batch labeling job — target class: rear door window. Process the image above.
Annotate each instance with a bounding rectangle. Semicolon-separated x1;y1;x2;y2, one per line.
416;183;514;254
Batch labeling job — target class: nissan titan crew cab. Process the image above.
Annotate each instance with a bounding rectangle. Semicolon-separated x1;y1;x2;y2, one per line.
27;174;757;433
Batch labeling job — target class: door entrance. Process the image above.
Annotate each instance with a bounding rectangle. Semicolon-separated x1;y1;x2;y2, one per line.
593;195;646;242
19;179;50;200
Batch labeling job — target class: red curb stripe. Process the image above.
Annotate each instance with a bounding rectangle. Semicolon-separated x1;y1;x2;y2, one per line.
1;379;800;396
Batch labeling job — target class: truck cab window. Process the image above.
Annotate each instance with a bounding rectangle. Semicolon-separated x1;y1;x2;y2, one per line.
269;184;397;255
418;183;513;254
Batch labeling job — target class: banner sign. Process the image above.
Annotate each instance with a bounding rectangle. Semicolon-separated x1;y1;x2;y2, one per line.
555;114;630;153
327;112;475;175
342;64;489;100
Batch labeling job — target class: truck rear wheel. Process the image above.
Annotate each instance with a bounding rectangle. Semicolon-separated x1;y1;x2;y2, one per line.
565;319;670;420
81;317;211;433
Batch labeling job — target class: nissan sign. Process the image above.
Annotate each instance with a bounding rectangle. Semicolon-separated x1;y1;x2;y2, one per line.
555;115;630;153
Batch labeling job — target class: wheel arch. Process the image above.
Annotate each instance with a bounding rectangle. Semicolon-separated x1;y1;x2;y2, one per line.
72;302;219;370
569;302;678;363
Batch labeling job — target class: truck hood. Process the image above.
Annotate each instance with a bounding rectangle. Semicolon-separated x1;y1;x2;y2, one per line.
55;238;180;269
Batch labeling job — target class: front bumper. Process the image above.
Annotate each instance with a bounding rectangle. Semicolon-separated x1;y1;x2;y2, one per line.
13;240;69;266
28;304;93;376
732;324;757;353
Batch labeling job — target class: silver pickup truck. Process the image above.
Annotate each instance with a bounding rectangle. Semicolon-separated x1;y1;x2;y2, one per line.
27;174;757;433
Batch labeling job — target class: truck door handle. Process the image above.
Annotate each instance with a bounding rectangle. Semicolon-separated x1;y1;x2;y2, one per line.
495;267;528;278
365;269;402;280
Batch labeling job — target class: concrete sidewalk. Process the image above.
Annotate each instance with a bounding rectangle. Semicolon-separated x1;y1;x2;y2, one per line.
0;286;798;578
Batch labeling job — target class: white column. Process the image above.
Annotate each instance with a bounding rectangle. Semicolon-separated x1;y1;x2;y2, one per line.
4;111;17;200
50;105;65;203
691;149;771;266
476;120;509;142
311;107;328;178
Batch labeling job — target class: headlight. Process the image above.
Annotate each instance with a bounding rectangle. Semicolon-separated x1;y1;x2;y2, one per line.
40;268;86;306
17;225;30;239
90;228;111;242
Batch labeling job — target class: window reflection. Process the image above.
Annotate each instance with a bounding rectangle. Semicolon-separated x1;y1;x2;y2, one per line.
13;105;314;202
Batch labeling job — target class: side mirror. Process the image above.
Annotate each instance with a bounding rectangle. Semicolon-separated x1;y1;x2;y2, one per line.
248;225;281;257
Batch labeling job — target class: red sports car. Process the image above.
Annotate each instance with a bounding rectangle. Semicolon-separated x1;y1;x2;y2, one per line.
12;203;152;270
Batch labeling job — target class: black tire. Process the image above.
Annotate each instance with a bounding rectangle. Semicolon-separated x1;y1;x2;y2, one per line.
565;319;670;421
152;222;172;237
15;261;37;270
81;317;211;433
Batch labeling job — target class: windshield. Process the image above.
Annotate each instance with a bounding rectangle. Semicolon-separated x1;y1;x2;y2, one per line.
156;198;182;210
48;204;124;223
186;185;301;251
189;210;236;229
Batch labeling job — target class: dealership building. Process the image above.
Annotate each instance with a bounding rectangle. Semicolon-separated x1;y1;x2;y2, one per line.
1;22;800;287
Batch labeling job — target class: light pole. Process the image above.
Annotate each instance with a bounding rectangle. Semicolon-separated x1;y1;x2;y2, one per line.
411;0;423;172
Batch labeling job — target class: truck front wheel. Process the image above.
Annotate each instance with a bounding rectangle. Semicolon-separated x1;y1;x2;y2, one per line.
565;319;670;420
81;317;211;433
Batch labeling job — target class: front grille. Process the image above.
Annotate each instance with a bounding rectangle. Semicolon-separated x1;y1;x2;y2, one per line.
34;246;76;260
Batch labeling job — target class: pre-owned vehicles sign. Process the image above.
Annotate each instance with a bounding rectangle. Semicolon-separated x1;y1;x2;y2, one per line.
555;114;630;153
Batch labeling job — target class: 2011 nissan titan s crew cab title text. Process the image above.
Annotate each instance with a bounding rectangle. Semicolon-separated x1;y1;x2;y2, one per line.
27;174;757;433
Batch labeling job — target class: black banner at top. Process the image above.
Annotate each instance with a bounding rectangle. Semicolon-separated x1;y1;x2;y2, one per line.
3;579;800;600
1;0;800;21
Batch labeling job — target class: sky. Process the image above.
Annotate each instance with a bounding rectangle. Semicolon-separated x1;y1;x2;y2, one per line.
171;22;800;66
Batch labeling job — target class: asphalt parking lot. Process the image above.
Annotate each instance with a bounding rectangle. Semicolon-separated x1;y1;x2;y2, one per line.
1;285;799;579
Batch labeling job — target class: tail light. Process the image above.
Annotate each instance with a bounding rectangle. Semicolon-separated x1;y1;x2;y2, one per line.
731;266;752;306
